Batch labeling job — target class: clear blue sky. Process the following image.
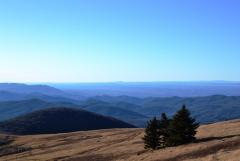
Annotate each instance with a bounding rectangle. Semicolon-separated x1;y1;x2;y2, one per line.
0;0;239;82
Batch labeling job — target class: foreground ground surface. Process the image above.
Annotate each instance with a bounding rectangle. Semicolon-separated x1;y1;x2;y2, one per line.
0;119;240;161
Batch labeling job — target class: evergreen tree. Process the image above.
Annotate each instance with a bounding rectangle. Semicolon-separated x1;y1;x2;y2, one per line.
158;113;170;148
143;117;160;150
167;105;199;146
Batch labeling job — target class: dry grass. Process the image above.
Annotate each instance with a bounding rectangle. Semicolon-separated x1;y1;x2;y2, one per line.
0;119;240;161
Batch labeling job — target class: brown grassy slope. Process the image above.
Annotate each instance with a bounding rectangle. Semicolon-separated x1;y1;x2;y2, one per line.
0;119;240;161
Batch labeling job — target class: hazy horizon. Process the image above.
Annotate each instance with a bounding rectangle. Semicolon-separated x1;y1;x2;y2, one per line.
1;80;240;84
2;81;240;98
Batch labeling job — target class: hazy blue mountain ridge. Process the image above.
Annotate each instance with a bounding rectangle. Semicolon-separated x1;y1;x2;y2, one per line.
0;107;135;135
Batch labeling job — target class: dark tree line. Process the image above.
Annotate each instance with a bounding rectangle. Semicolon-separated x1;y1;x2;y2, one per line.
143;105;199;149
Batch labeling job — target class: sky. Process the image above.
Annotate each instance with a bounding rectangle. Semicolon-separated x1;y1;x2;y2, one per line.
0;0;240;82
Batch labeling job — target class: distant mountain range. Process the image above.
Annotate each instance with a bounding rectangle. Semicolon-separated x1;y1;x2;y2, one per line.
1;95;240;127
0;83;240;129
0;83;64;96
2;82;240;98
49;81;240;97
0;107;135;135
92;95;240;123
0;83;84;101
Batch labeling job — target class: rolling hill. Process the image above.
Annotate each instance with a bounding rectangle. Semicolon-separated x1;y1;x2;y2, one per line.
92;95;240;124
0;91;24;102
0;119;239;161
0;83;64;96
0;99;147;127
1;94;240;127
0;99;79;121
0;107;135;135
80;99;148;127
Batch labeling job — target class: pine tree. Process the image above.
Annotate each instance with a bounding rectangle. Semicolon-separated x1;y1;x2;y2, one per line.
167;105;199;146
158;113;170;148
143;117;160;150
